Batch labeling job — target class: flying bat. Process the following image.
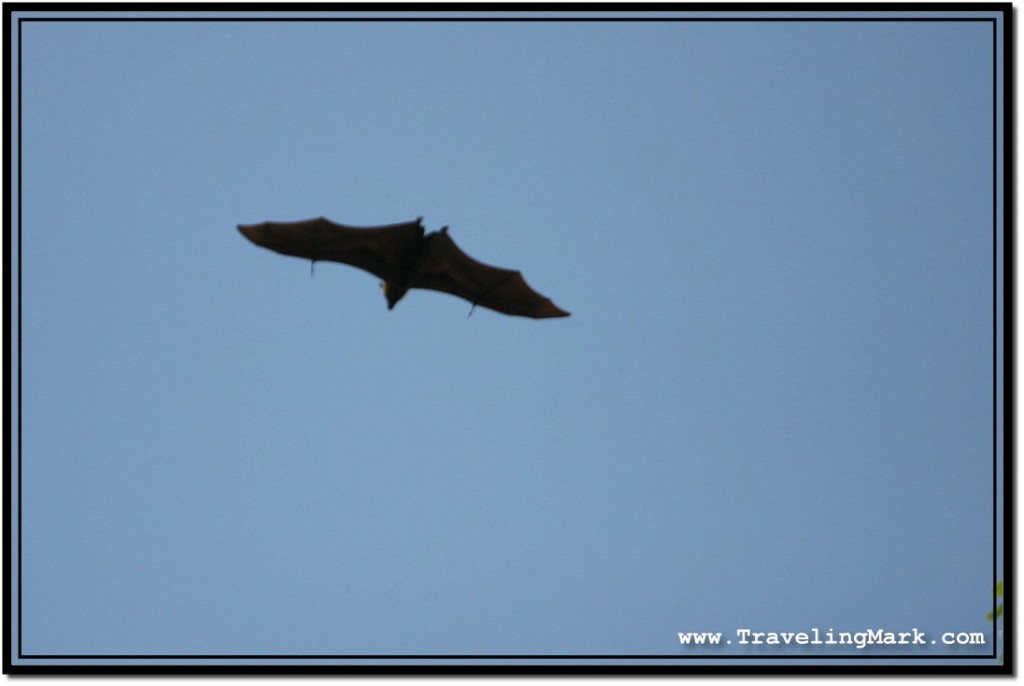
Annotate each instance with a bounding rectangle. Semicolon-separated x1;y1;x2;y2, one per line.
237;217;570;319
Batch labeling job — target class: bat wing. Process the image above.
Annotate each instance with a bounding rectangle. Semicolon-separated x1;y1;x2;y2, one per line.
412;230;570;319
238;217;424;282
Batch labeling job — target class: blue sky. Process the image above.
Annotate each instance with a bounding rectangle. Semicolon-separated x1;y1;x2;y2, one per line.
12;10;1005;668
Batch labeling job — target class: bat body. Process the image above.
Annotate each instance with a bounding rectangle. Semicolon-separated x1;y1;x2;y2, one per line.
238;217;570;319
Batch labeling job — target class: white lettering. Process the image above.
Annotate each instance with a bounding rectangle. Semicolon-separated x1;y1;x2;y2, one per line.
942;631;986;645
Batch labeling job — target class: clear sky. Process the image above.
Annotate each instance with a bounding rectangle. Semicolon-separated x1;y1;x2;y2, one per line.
12;9;1006;668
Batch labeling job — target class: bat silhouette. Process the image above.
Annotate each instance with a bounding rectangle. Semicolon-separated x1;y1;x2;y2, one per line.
238;217;570;319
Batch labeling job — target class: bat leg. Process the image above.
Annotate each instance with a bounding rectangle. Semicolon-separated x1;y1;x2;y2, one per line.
467;303;476;318
310;260;316;278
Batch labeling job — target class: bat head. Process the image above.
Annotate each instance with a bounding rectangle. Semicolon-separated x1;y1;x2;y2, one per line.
380;281;410;310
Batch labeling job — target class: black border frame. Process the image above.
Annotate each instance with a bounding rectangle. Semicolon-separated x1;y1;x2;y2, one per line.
4;2;1014;675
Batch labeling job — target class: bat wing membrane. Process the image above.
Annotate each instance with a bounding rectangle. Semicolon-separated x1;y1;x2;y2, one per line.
412;231;569;318
238;217;424;282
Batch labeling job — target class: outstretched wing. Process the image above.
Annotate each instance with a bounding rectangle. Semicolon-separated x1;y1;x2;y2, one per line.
238;217;424;282
412;230;570;319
